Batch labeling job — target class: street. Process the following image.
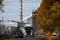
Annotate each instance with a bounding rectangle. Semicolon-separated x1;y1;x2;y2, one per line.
0;35;47;40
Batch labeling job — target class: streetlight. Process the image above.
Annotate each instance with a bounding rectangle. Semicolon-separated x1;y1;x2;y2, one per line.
32;10;38;35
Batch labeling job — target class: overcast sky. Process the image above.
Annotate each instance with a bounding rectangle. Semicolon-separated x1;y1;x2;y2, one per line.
0;0;42;21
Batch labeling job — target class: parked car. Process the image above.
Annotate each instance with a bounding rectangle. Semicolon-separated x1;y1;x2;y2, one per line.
39;33;48;40
15;30;24;38
52;31;59;37
51;31;59;39
40;33;47;37
24;24;34;37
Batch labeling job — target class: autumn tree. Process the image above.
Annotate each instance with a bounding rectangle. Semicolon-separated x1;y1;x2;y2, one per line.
37;0;60;33
0;0;3;5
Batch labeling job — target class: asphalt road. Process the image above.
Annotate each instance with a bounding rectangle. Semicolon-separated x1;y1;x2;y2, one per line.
4;36;39;40
0;36;48;40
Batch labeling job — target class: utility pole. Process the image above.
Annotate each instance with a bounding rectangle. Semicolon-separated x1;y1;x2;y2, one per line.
16;0;23;32
20;0;23;20
0;0;5;34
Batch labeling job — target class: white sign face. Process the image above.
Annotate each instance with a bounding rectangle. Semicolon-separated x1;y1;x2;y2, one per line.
8;22;17;27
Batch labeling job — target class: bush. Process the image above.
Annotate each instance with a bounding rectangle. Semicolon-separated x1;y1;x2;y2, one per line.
55;36;60;40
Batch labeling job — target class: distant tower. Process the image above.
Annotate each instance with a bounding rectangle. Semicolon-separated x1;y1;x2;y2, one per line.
20;0;23;20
